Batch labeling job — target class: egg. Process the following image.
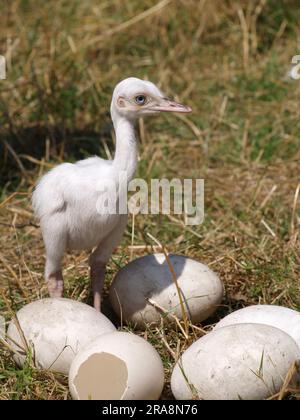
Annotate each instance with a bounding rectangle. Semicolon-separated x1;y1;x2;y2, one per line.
171;323;300;400
69;331;165;400
109;253;223;328
214;304;300;348
7;298;116;375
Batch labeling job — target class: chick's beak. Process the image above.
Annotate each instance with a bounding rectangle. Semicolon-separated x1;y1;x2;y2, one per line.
150;98;192;113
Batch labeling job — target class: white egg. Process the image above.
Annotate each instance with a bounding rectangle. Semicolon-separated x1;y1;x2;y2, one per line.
171;323;300;400
69;331;165;400
7;298;116;375
214;305;300;348
109;253;223;328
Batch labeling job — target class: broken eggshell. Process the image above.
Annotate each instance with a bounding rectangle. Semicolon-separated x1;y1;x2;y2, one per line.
171;323;300;400
69;331;165;400
7;298;116;375
109;253;223;328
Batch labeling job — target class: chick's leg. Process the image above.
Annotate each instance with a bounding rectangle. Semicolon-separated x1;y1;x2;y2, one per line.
42;217;67;298
89;215;128;311
89;258;105;312
47;270;64;298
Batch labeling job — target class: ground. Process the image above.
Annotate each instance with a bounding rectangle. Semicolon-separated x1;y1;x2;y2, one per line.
0;0;299;400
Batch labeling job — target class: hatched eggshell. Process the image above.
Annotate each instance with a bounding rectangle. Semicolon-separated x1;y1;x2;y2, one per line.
69;331;164;400
214;305;300;348
109;253;223;328
7;298;116;375
171;323;300;400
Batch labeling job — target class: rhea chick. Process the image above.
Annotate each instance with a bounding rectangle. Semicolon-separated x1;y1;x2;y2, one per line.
32;77;191;311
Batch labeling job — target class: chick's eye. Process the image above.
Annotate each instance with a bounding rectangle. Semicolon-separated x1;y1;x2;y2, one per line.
135;95;147;105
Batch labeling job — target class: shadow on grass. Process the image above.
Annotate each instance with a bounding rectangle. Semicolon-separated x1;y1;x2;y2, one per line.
0;122;114;188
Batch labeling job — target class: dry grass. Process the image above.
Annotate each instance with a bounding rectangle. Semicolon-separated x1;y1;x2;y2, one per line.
0;0;300;400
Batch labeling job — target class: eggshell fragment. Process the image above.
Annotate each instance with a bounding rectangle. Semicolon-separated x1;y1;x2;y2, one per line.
171;323;300;400
109;253;223;328
7;298;116;375
214;305;300;348
69;331;164;400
